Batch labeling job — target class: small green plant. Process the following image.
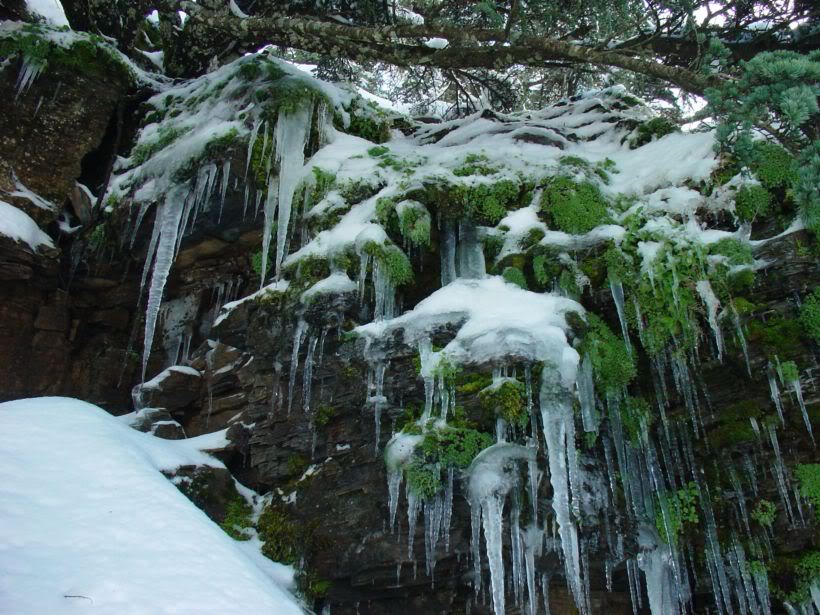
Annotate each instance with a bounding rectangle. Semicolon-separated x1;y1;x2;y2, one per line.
751;499;777;527
220;497;254;540
397;202;431;247
420;427;493;469
799;287;820;343
795;463;820;519
619;396;653;446
367;145;389;157
656;481;699;544
749;141;798;190
453;153;497;177
314;405;336;427
362;241;414;286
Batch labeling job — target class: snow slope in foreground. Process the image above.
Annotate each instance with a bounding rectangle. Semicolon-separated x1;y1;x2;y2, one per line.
0;397;305;615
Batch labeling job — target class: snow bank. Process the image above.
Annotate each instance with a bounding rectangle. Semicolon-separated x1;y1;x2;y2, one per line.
0;200;54;250
0;397;304;615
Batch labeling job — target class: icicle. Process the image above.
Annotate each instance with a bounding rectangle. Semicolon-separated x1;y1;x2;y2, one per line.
729;465;752;536
696;280;725;361
752;563;772;615
15;56;45;98
788;375;815;446
539;369;585;614
609;279;632;356
273;107;313;276
510;498;523;605
440;222;457;286
767;364;786;424
141;196;185;382
287;320;307;414
218;160;231;222
373;260;397;321
388;469;402;532
639;545;685;615
457;223;486;279
406;487;421;560
523;525;543;615
731;303;752;376
443;467;455;551
245;118;262;180
302;335;318;418
577;354;597;433
766;423;796;525
423;491;445;577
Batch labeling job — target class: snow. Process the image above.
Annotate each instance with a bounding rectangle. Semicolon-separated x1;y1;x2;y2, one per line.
24;0;68;26
357;276;583;385
0;397;304;615
0;200;54;250
302;272;357;302
425;38;450;49
213;280;290;327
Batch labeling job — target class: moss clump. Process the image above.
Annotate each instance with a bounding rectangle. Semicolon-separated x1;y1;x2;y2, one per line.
750;141;798;190
362;241;414;287
710;399;762;448
751;499;777;527
267;79;327;116
479;379;527;426
420;427;494;469
772;551;820;604
482;233;505;264
314;405;336;428
344;99;391;143
257;504;302;564
746;315;803;360
656;481;699;545
630;117;678;148
539;177;609;234
779;360;799;383
735;184;772;223
710;238;754;265
0;24;133;85
405;461;441;499
286;454;309;478
220;497;254;540
799;287;820;343
397;201;431;247
578;313;636;394
795;464;820;520
502;266;527;289
451;179;521;225
368;145;389;157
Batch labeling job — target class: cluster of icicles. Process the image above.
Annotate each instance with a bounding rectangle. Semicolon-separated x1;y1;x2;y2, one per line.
123;84;819;614
370;229;817;615
135;103;328;387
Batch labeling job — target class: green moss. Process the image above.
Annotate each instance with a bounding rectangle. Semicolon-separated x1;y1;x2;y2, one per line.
406;461;441;499
297;570;332;601
314;405;336;428
779;360;799;383
735;184;772;223
452;179;521;225
750;499;777;527
131;125;191;165
482;233;505;264
750;141;798;190
453;153;498;177
397;202;431;247
257;504;302;564
368;146;390;157
619;396;653;446
578;313;636;394
502;266;527;289
630;117;678;148
746;315;803;360
799;287;820;343
0;24;133;85
710;238;754;265
269;79;327;116
710;399;763;448
479;379;527;426
220;497;254;540
539;177;609;234
795;464;820;520
362;241;414;286
456;373;494;396
344;99;391;143
420;427;493;468
772;551;820;604
287;454;309;478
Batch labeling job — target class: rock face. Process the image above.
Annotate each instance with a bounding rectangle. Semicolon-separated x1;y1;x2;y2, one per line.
2;35;819;615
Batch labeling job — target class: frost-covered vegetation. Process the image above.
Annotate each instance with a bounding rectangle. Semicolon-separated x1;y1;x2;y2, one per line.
100;45;820;615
